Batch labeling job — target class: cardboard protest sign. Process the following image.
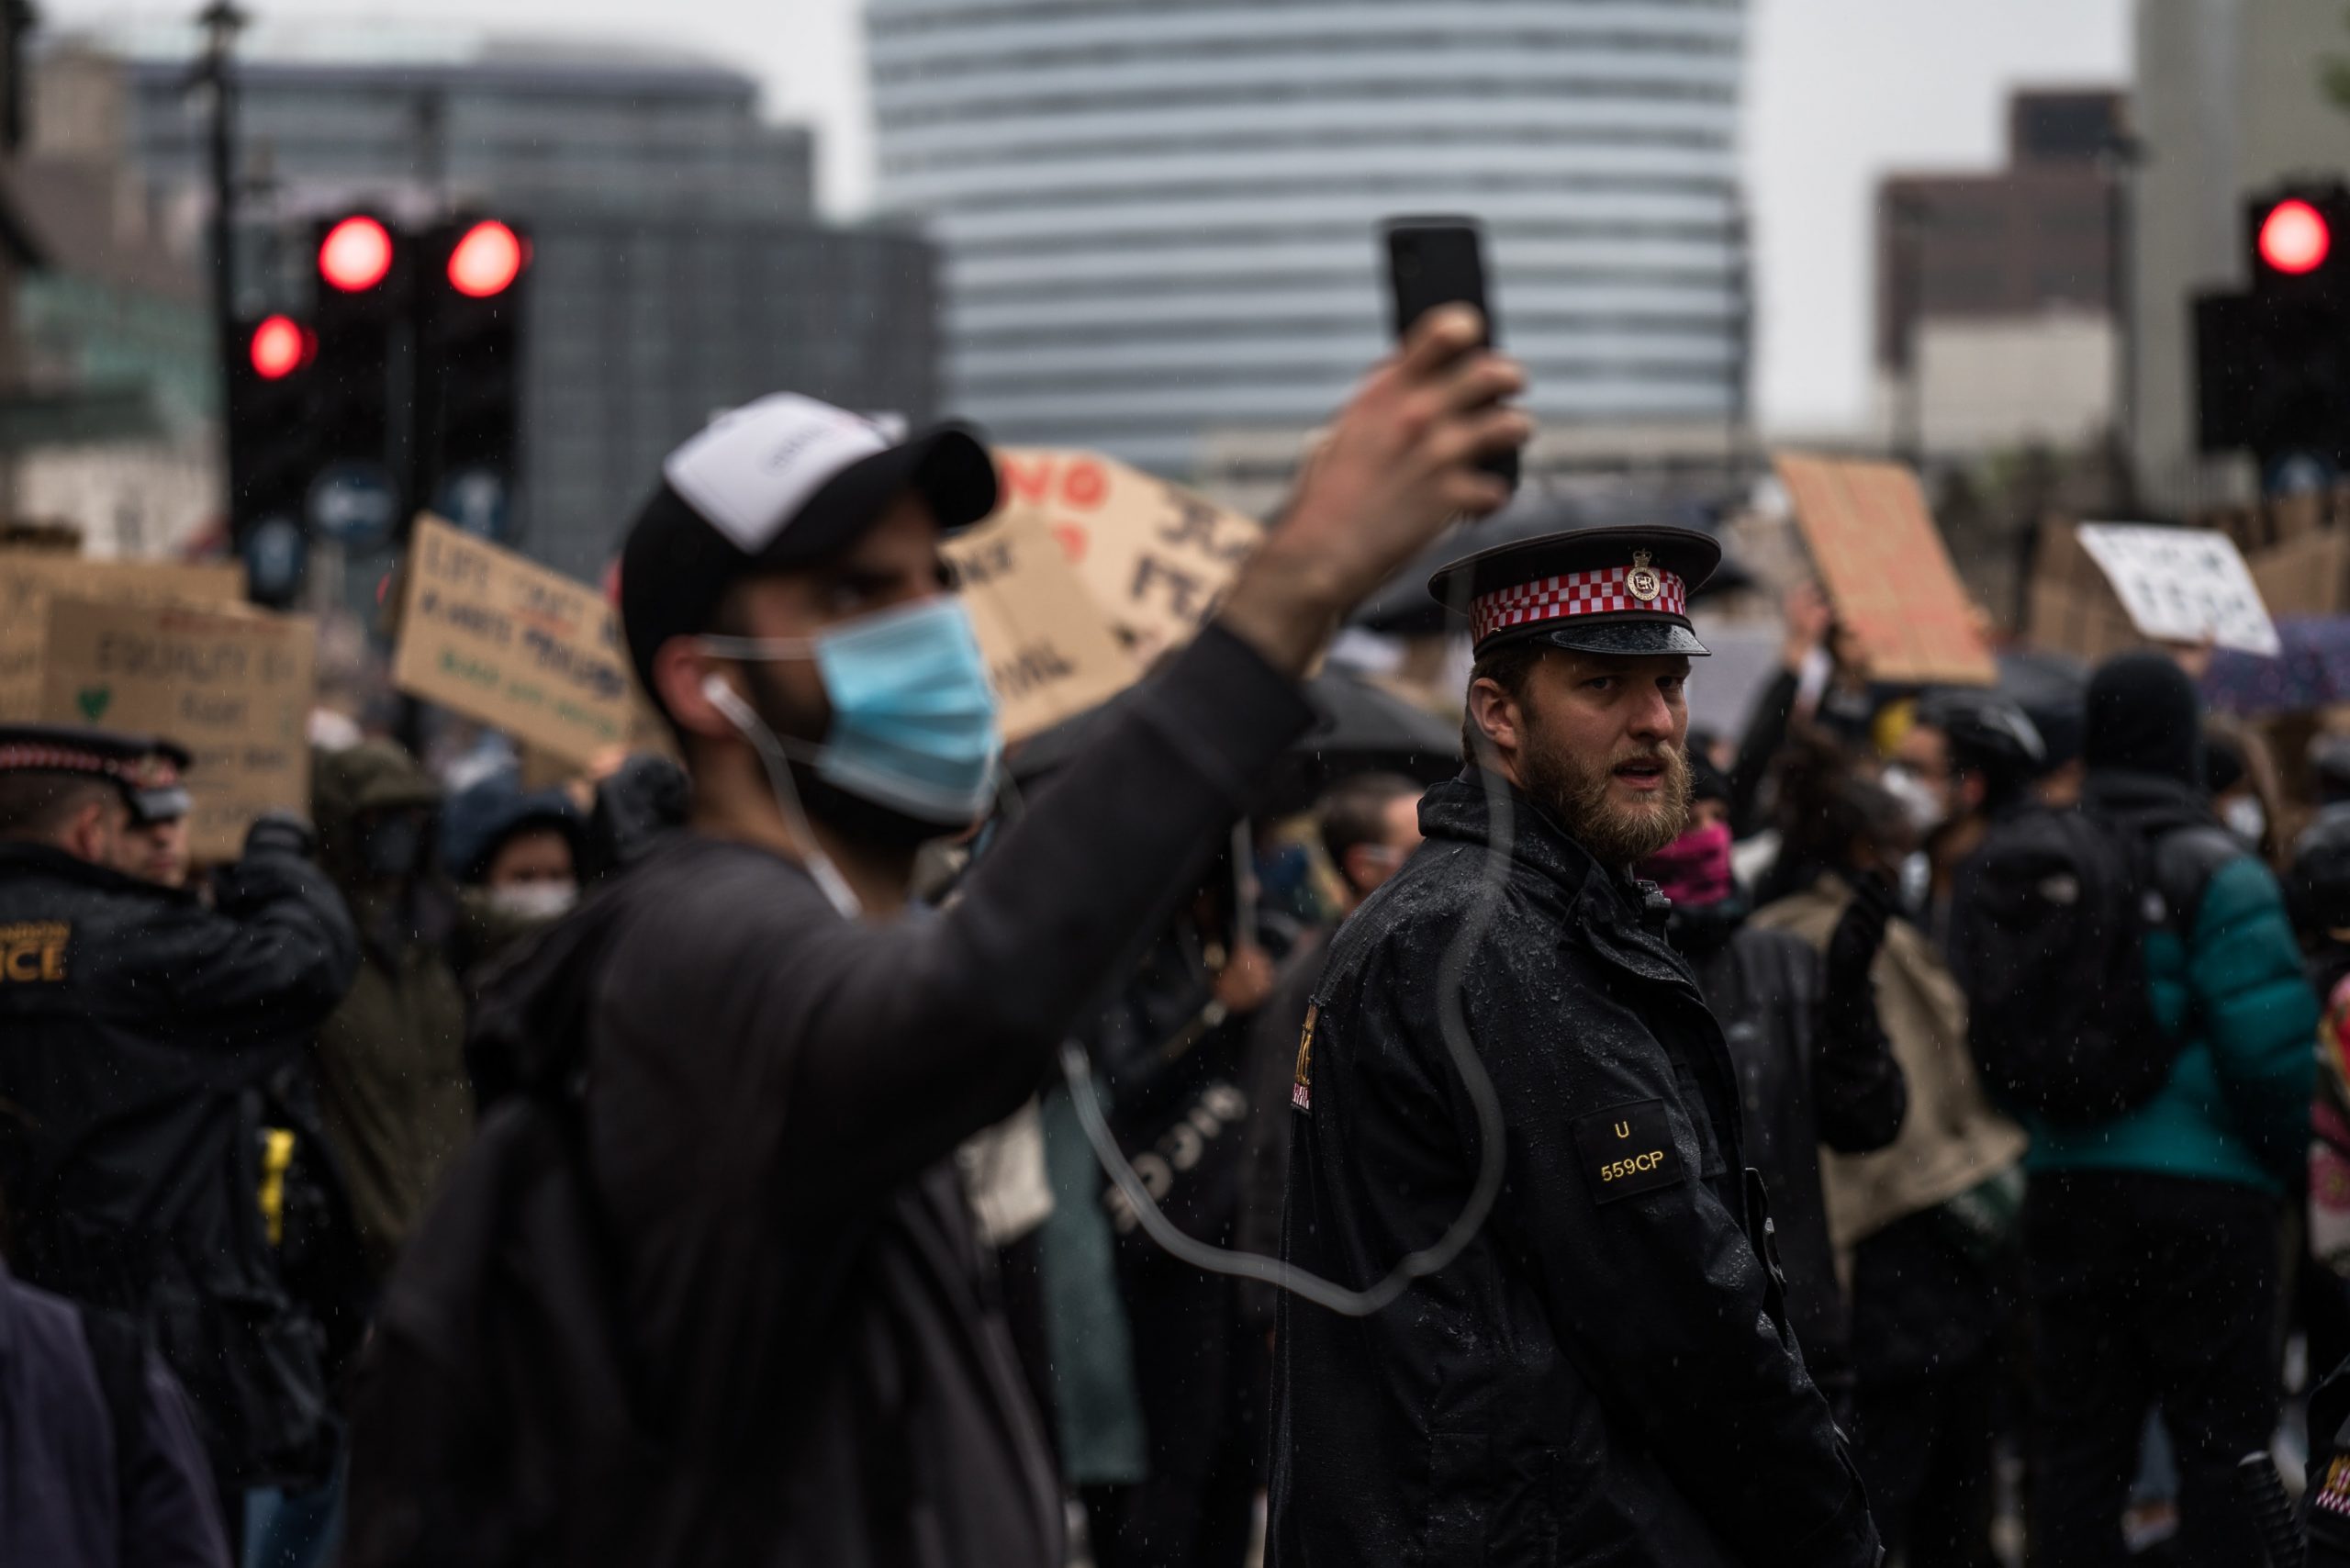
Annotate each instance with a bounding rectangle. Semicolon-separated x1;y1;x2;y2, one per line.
391;516;668;768
0;557;244;718
2248;525;2350;621
1774;454;1997;686
2076;524;2281;656
992;450;1264;667
37;597;313;863
2025;523;2144;664
944;511;1137;743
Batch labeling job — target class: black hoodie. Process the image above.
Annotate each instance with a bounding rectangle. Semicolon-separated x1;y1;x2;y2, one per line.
346;625;1313;1568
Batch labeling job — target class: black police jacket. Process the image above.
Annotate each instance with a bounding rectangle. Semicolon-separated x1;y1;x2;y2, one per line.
0;838;359;1486
1270;773;1881;1568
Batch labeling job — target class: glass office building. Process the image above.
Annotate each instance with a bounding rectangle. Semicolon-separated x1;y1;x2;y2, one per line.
868;0;1750;473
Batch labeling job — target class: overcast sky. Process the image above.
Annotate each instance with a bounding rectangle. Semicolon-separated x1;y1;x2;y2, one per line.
53;0;2132;433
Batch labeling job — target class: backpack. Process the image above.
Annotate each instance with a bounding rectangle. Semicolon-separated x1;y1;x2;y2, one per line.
342;914;834;1568
1955;804;2240;1126
341;1070;663;1568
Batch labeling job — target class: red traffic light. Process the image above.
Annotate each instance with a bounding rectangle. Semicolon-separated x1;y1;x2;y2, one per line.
447;219;525;298
319;215;395;293
2259;198;2332;275
248;314;313;379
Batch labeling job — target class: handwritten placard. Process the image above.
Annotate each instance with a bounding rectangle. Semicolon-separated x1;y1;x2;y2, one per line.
1774;453;1997;686
391;516;666;767
992;450;1263;667
2076;523;2282;656
0;557;245;718
38;596;314;863
944;511;1136;743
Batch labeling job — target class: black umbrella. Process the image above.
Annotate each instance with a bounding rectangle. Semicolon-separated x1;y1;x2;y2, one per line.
1349;488;1750;636
1259;672;1462;815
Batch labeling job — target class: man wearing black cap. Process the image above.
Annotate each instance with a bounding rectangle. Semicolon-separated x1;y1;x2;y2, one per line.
1270;527;1882;1567
107;737;194;889
346;308;1528;1565
0;723;359;1508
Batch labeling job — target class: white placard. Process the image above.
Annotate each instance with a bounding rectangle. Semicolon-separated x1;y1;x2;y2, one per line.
2075;523;2282;657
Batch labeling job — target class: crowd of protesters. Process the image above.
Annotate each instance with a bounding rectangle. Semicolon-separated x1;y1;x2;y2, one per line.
1;305;2347;1568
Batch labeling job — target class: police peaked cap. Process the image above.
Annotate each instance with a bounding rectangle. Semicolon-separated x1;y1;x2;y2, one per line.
0;723;193;821
1427;525;1721;657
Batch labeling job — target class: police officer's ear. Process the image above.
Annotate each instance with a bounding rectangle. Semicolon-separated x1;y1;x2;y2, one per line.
58;791;124;868
1466;676;1528;765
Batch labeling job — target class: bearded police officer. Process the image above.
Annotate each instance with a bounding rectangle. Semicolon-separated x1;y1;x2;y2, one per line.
1270;528;1880;1567
0;724;359;1507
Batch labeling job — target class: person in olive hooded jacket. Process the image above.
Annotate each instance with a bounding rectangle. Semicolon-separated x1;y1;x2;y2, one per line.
309;742;472;1282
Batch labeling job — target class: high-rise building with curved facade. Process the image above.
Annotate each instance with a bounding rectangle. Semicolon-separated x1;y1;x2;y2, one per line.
868;0;1750;476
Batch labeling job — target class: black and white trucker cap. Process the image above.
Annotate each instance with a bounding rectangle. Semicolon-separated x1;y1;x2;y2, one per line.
618;392;1000;709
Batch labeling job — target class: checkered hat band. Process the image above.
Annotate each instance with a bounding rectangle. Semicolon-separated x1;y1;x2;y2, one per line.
1472;566;1687;643
0;745;127;779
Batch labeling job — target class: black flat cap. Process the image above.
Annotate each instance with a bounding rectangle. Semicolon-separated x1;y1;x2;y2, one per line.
1427;524;1721;656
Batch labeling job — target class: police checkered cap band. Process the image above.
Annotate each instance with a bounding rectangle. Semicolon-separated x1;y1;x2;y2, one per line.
1472;563;1689;644
0;744;132;780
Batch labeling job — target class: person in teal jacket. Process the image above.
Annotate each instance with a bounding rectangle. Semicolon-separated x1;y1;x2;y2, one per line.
2020;652;2317;1568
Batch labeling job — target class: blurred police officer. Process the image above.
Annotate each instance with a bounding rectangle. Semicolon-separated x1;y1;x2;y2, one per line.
1272;528;1880;1567
0;724;360;1507
346;308;1528;1567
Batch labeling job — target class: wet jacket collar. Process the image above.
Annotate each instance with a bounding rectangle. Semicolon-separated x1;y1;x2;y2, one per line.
1416;768;1662;923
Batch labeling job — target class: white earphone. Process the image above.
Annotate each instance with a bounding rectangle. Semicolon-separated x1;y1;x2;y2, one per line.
698;669;863;920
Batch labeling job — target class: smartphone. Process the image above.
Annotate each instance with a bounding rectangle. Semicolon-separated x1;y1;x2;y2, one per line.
1382;217;1518;493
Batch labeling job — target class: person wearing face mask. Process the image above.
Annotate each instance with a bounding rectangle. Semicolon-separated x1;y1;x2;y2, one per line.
344;310;1530;1567
1637;756;1908;1421
1752;737;2027;1568
439;774;587;995
308;742;472;1285
0;723;358;1530
2205;719;2285;868
1881;689;2048;952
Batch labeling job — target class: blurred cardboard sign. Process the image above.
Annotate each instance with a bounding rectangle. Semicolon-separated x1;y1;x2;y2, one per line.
2248;525;2350;621
392;516;666;768
1774;454;1996;686
2026;525;2143;664
944;510;1136;743
38;596;313;863
992;450;1264;667
2076;523;2281;656
0;557;245;718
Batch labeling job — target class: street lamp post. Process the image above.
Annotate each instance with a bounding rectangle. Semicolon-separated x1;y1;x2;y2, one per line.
194;0;247;473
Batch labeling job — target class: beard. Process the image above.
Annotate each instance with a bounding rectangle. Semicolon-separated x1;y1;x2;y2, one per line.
741;659;961;854
1518;719;1693;869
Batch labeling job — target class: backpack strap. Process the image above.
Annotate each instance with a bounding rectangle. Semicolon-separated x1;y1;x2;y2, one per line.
76;1301;149;1528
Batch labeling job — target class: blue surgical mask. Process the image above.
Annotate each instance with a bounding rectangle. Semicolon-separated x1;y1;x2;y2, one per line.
703;596;1003;828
